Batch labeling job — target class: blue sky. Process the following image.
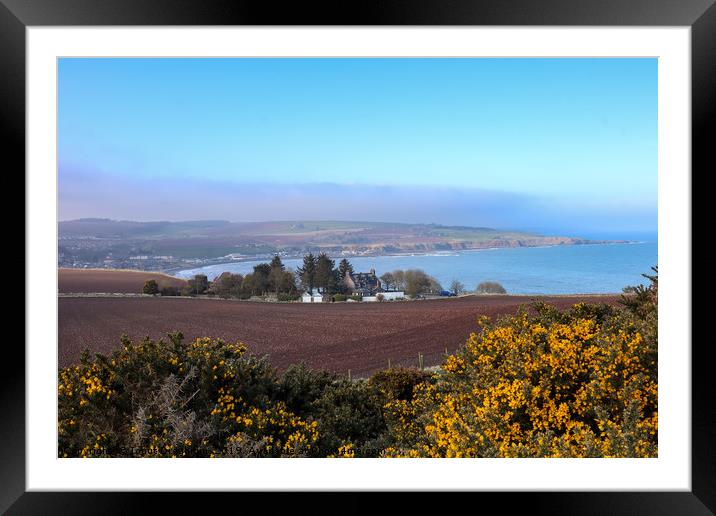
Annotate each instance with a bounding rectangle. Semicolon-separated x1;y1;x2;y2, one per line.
58;58;657;237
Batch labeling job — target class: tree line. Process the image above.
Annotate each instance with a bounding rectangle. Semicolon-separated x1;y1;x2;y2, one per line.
144;255;299;300
378;269;442;298
296;253;355;295
143;253;507;300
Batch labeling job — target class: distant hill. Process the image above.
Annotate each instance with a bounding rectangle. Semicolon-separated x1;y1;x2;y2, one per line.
59;218;233;239
58;219;607;264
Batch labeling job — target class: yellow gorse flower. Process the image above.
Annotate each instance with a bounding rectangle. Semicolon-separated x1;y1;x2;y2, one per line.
383;303;657;458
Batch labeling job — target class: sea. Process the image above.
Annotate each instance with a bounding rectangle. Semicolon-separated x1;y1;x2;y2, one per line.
175;233;658;295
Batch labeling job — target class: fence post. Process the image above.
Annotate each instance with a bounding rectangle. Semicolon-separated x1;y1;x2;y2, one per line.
418;353;424;370
348;369;351;381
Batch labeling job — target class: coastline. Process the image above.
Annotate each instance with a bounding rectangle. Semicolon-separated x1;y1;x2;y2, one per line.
167;239;644;275
59;239;655;297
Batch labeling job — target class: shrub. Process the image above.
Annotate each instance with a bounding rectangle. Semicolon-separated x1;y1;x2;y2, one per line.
376;293;385;302
58;334;392;458
187;274;209;295
382;298;657;458
277;293;300;302
142;280;159;295
404;269;441;298
350;294;363;302
368;367;432;402
58;333;316;458
310;379;388;457
476;281;507;294
210;272;244;299
160;285;180;297
333;294;347;302
277;363;338;415
620;266;658;318
449;279;465;296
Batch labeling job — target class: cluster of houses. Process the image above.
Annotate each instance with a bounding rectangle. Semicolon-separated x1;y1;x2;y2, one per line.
301;268;405;303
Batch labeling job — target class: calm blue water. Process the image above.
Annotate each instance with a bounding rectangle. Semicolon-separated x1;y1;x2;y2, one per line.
175;240;658;295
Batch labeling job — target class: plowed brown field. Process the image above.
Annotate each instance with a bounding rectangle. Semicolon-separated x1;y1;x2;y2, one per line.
58;295;620;376
59;268;187;294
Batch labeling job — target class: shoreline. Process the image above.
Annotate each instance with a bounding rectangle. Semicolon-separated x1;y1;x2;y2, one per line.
169;239;647;277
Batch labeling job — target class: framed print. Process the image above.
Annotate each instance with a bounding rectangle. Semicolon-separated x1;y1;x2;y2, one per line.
4;0;712;513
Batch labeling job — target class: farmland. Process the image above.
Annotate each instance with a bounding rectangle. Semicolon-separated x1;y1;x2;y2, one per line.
58;294;620;376
59;268;187;294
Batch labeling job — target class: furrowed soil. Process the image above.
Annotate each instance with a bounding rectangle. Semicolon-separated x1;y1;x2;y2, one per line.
58;295;620;376
59;268;187;294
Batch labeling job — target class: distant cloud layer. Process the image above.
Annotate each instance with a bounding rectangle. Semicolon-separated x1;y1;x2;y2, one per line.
59;164;656;238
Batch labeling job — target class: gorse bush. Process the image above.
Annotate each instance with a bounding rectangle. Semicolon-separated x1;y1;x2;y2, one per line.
382;272;658;458
369;367;432;402
309;379;389;457
59;333;313;458
58;335;416;458
59;271;657;458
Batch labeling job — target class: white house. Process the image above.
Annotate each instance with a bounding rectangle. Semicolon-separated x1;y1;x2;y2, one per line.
362;291;405;302
301;288;324;303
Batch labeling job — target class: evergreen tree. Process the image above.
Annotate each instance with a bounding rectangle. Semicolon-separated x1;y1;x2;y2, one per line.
338;258;354;280
270;255;286;294
327;267;343;295
315;253;336;293
279;270;298;294
253;263;272;295
296;253;317;293
270;255;285;271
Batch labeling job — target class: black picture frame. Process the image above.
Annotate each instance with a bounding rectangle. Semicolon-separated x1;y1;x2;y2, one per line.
4;0;710;513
